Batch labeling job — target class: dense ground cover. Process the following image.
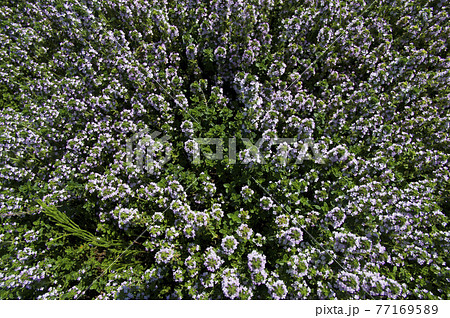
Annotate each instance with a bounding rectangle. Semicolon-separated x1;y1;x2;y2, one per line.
0;0;449;299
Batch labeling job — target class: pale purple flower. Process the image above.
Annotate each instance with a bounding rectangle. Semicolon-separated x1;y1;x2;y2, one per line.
204;247;223;272
155;247;174;264
260;196;274;210
236;223;253;240
247;250;266;273
268;279;288;300
221;235;238;255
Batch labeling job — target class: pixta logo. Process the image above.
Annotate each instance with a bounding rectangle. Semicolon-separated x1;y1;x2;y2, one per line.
188;137;327;165
127;129;328;174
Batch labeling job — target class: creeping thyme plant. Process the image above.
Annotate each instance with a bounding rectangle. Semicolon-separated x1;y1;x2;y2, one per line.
1;0;449;299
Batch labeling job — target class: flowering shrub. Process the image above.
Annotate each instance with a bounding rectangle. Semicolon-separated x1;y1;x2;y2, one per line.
1;0;449;300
